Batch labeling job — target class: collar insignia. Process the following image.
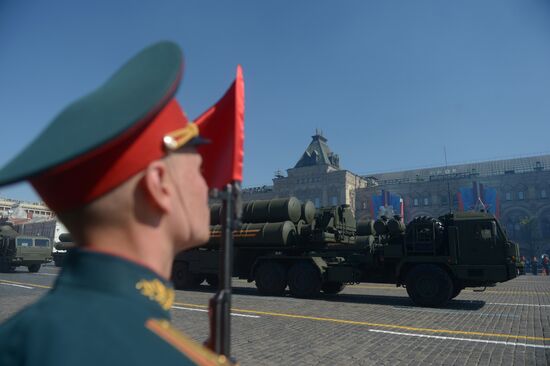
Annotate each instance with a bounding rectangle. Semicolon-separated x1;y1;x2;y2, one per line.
136;279;175;311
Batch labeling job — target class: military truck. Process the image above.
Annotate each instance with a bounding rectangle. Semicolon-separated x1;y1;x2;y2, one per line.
52;233;75;267
173;197;518;307
0;223;52;273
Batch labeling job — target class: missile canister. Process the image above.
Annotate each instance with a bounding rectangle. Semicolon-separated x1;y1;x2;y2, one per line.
296;219;315;237
356;220;376;236
210;204;222;225
373;219;388;235
355;235;375;248
209;221;297;246
387;218;406;235
58;233;73;242
55;241;76;251
242;197;302;224
300;200;316;225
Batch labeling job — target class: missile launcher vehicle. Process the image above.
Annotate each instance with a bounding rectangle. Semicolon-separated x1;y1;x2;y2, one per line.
173;197;518;307
52;232;75;267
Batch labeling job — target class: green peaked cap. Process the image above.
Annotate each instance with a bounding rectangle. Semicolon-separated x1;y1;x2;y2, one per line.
0;41;183;187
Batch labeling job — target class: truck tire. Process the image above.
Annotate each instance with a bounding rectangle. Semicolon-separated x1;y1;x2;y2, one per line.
172;262;204;290
321;282;346;295
205;274;219;288
288;262;322;298
450;287;461;299
255;261;287;296
405;264;452;307
450;280;463;299
28;264;41;273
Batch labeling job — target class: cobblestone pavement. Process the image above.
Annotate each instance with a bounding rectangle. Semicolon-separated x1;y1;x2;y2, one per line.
1;265;549;365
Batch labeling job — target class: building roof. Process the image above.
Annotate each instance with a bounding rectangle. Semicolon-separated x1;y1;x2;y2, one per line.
366;154;550;185
294;132;340;169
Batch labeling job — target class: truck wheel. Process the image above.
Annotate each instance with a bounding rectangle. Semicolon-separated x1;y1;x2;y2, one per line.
321;282;346;295
450;287;461;299
172;262;204;290
288;262;322;298
450;280;462;299
205;274;219;288
255;261;287;296
28;264;41;273
406;264;452;307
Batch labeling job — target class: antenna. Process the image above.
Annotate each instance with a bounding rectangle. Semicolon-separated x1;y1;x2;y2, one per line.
444;146;453;214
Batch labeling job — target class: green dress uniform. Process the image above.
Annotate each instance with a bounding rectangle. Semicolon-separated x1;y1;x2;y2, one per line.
0;249;228;366
0;41;239;365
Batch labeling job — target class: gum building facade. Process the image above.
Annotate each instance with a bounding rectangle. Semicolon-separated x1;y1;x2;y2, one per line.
244;134;550;257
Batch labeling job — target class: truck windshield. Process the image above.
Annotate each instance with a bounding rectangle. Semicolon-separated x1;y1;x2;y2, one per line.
16;238;33;247
35;239;50;247
494;221;507;242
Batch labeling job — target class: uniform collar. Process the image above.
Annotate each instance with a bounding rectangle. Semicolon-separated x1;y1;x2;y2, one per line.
54;249;175;318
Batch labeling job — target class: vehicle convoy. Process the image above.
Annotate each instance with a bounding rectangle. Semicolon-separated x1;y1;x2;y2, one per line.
172;197;518;307
0;223;52;273
52;233;75;267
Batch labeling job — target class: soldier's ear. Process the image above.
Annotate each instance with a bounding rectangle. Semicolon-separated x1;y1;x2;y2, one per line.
141;161;173;214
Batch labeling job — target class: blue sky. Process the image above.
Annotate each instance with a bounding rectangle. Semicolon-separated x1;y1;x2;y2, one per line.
1;0;550;202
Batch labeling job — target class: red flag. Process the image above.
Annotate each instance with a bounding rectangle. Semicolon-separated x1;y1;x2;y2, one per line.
195;66;245;189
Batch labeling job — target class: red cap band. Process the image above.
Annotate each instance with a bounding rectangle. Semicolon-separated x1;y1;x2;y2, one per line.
31;99;188;213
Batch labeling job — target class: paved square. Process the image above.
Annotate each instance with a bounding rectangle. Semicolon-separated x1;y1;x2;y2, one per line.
1;266;549;365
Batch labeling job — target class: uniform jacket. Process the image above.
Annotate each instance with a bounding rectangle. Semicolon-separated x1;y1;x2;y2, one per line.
0;249;230;366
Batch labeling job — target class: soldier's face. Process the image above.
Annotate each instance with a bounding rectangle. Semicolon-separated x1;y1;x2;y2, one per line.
167;148;210;249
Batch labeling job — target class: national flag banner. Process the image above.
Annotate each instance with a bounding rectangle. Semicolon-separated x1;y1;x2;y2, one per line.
195;66;245;189
457;181;500;218
370;190;404;221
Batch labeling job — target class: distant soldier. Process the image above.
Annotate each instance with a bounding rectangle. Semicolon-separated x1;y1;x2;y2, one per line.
519;255;526;275
532;256;539;275
542;255;549;276
0;42;237;365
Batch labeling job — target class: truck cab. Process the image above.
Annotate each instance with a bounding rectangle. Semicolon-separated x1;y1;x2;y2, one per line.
0;233;52;273
441;211;517;286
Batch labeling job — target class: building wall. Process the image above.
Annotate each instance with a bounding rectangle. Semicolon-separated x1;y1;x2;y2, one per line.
243;148;550;256
243;165;368;214
0;198;54;219
355;169;550;256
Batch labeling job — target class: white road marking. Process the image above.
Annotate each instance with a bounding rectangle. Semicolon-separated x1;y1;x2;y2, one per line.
0;283;33;289
32;273;58;276
172;306;260;318
488;302;550;308
368;329;550;349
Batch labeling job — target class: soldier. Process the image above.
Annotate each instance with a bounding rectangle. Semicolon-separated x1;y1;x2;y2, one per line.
0;42;234;365
532;256;539;275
